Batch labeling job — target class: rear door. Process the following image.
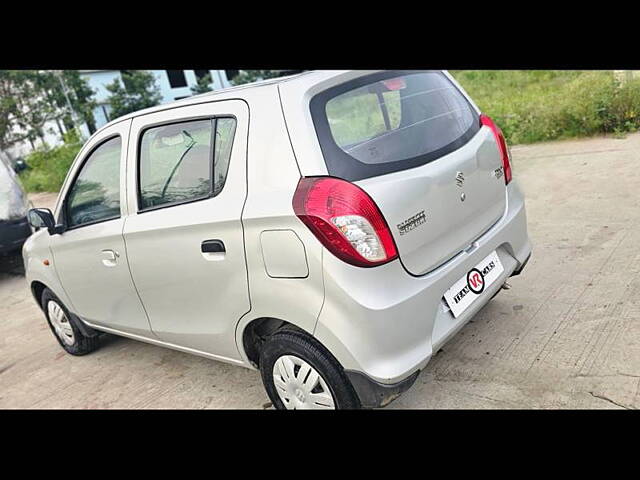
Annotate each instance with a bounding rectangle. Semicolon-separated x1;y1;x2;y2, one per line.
309;70;507;275
122;100;250;361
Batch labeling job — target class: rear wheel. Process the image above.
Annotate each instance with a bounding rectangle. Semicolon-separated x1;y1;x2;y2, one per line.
41;288;100;356
259;329;361;410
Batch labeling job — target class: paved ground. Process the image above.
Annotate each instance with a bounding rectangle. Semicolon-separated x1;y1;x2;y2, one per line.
2;133;640;409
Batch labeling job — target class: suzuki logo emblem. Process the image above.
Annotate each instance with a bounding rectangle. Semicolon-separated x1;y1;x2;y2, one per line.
455;171;465;187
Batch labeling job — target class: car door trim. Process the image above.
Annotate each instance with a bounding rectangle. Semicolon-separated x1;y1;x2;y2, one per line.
80;317;247;367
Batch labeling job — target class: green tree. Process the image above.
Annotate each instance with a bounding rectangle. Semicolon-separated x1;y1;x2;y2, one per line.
106;70;162;120
57;71;98;134
0;71;19;151
190;73;213;94
0;70;97;152
0;70;54;150
230;70;282;86
34;70;97;136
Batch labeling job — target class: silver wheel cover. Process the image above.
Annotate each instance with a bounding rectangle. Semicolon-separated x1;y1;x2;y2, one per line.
47;300;75;346
272;355;336;410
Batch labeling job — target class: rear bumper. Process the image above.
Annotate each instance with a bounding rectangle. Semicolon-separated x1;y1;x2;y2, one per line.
314;180;532;387
0;217;32;255
345;369;420;408
510;251;531;277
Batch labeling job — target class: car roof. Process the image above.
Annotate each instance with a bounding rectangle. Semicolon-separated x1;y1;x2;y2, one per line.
98;70;351;130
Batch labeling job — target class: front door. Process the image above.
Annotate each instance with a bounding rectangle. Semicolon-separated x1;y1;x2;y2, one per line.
50;120;151;336
122;100;251;361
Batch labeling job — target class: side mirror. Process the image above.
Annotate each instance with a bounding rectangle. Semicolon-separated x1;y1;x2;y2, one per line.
28;208;63;235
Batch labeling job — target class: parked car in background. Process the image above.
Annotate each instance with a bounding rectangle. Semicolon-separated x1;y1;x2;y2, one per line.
0;155;32;257
24;70;531;409
12;158;28;174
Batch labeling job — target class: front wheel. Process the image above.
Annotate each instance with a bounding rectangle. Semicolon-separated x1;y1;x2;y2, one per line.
41;288;100;356
259;329;361;410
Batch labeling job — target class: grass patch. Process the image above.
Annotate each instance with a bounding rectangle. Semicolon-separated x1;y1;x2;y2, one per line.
451;70;640;144
19;131;82;193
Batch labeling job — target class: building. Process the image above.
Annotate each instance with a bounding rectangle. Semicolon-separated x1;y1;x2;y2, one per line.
79;70;237;132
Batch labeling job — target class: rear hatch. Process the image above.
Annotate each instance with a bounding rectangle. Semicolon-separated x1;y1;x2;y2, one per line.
309;70;507;276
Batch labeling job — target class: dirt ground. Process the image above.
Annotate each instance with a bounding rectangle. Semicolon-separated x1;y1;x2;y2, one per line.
1;133;639;409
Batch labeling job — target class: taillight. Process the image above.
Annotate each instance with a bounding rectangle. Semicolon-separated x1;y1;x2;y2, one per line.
293;177;398;268
480;114;512;184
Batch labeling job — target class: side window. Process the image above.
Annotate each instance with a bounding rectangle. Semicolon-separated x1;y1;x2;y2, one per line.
213;118;236;196
139;117;236;210
66;136;122;228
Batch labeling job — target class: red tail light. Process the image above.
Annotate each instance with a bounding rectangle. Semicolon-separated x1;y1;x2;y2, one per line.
480;114;512;184
293;177;398;268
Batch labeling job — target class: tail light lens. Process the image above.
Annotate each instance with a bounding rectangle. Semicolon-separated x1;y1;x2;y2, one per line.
293;177;398;268
480;114;512;184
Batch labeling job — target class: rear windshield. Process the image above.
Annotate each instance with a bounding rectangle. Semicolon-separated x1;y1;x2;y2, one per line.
310;71;479;181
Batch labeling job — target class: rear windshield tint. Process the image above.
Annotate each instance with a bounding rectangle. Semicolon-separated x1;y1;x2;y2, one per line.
310;71;479;181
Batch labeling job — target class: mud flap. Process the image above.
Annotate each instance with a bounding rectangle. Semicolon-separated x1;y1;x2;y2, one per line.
68;312;100;338
345;369;421;408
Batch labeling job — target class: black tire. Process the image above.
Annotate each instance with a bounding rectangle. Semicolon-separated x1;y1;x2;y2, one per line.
259;329;361;410
41;288;100;356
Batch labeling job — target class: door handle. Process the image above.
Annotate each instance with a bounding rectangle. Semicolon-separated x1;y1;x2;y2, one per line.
201;240;225;253
101;249;119;267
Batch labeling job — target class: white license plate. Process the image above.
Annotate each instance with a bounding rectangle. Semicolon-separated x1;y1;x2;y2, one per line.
443;251;504;318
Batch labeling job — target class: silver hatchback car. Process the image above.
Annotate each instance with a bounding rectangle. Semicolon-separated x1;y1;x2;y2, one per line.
24;70;531;409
